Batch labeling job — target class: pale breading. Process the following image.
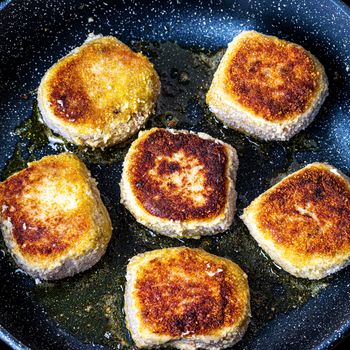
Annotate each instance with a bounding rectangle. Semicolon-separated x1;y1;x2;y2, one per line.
206;31;328;141
0;152;112;280
38;35;160;148
241;163;350;279
120;128;238;238
125;247;250;349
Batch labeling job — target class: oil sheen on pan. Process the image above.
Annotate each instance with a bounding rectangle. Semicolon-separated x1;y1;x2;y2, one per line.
0;0;350;350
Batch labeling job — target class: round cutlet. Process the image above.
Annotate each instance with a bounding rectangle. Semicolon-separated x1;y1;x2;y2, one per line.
38;35;160;147
0;153;112;280
125;247;250;349
258;165;350;255
120;128;238;238
227;32;322;122
206;31;328;141
242;163;350;279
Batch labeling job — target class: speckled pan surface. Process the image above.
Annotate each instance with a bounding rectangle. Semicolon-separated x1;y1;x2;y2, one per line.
0;0;350;349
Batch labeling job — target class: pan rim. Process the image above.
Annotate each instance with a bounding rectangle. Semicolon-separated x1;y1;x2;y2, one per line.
0;325;28;350
0;0;350;349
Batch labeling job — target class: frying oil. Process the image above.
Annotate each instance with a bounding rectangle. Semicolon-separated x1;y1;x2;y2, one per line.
1;41;327;349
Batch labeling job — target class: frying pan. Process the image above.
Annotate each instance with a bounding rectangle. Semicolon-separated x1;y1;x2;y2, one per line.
1;0;350;349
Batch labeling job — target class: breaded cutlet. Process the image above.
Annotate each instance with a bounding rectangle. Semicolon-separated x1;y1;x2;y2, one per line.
125;247;250;349
0;152;112;280
38;35;160;148
241;163;350;279
120;128;238;238
206;31;328;141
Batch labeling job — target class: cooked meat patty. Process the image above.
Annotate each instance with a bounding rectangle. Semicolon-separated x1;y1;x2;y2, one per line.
125;247;250;349
0;152;112;280
206;31;328;141
38;35;160;147
120;128;238;238
241;163;350;279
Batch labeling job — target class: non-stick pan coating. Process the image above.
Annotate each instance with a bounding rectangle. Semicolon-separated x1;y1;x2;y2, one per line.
1;1;350;349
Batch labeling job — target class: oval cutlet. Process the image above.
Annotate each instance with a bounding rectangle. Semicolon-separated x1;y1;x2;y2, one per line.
120;128;238;238
206;31;328;141
125;247;250;349
241;163;350;279
0;153;112;280
38;35;160;147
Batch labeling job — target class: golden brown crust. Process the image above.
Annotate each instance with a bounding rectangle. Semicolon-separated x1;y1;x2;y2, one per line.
128;129;228;221
134;248;248;337
256;164;350;256
44;36;160;128
0;154;95;259
226;32;321;122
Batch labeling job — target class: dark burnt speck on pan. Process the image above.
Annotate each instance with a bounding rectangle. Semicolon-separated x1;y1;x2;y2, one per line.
0;1;350;350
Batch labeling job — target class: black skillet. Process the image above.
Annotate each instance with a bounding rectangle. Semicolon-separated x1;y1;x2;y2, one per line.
1;0;350;349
